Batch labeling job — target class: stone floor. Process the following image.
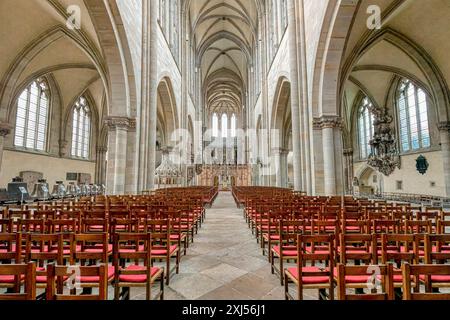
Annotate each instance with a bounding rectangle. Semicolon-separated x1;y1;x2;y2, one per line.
124;191;313;300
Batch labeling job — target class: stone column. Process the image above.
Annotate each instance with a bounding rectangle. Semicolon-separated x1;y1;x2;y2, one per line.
439;122;450;197
343;148;354;195
95;146;108;185
0;123;12;172
280;149;289;188
272;148;282;187
317;116;342;195
105;117;133;195
287;0;303;191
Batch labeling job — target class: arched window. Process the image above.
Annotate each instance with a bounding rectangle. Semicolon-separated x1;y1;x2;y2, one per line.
397;79;431;152
221;114;228;138
71;96;91;159
14;78;49;151
231;114;237;137
357;97;375;159
212;113;218;137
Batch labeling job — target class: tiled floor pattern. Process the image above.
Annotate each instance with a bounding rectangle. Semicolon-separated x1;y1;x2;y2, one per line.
127;191;310;300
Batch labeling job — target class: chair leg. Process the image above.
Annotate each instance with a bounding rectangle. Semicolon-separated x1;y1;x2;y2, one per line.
166;258;170;285
284;273;289;300
160;274;164;300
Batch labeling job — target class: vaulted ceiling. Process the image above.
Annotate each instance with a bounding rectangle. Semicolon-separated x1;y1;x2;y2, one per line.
188;0;259;116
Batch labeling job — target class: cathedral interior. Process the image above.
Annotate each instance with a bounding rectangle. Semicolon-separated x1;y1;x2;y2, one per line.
0;0;450;302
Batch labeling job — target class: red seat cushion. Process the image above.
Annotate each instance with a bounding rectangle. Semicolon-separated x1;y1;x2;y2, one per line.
0;274;23;284
84;244;113;253
272;245;297;257
151;245;178;256
419;274;450;283
118;265;161;283
333;268;370;283
286;267;331;284
78;265;115;283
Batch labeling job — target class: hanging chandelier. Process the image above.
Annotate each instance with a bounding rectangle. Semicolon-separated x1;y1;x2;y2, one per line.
367;108;401;176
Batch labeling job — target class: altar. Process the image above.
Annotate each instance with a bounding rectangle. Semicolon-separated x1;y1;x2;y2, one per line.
197;165;251;190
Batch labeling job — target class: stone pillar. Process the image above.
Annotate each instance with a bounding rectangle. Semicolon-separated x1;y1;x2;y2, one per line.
317;116;342;195
138;0;158;191
105;117;133;195
343;148;354;195
439;122;450;197
95;146;108;185
280;149;289;188
272;148;282;187
0;123;12;172
287;0;303;191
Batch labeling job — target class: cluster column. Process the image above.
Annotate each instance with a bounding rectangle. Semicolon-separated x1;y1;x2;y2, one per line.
95;146;108;186
287;0;303;191
316;116;343;195
343;148;354;195
439;122;450;197
105;117;134;195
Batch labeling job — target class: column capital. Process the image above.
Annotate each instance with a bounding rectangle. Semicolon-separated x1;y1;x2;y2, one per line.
104;117;136;131
96;146;108;153
0;122;12;137
272;147;290;155
343;148;354;156
439;121;450;132
313;115;343;130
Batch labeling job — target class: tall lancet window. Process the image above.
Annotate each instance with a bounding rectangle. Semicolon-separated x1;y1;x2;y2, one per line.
231;114;237;137
212;113;219;137
358;97;375;159
71;96;91;159
397;79;431;152
221;114;228;138
14;78;49;151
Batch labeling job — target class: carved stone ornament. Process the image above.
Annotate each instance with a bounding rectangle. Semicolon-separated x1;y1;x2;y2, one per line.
104;117;136;130
313;116;343;130
367;107;401;176
0;122;13;137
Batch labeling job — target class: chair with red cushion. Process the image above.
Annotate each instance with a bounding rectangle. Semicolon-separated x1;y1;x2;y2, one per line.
144;219;180;285
270;220;302;285
46;219;78;234
422;234;450;292
112;233;164;300
69;233;114;289
0;219;13;233
0;233;22;292
46;263;107;300
16;219;46;234
402;263;450;300
0;263;36;300
378;234;419;289
337;263;394;300
24;233;64;290
81;218;108;234
284;234;335;300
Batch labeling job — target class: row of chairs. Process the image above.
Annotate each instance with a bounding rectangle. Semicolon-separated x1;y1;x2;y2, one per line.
233;186;450;300
0;232;165;300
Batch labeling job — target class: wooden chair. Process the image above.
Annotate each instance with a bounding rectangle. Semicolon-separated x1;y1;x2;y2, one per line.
402;263;450;300
69;233;114;289
378;234;419;289
144;219;180;285
0;263;36;300
0;233;22;292
24;233;64;291
112;233;164;300
284;234;335;300
336;263;394;300
270;220;302;285
46;263;108;300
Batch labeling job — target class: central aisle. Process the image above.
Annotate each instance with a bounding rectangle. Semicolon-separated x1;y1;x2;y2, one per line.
165;191;284;300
